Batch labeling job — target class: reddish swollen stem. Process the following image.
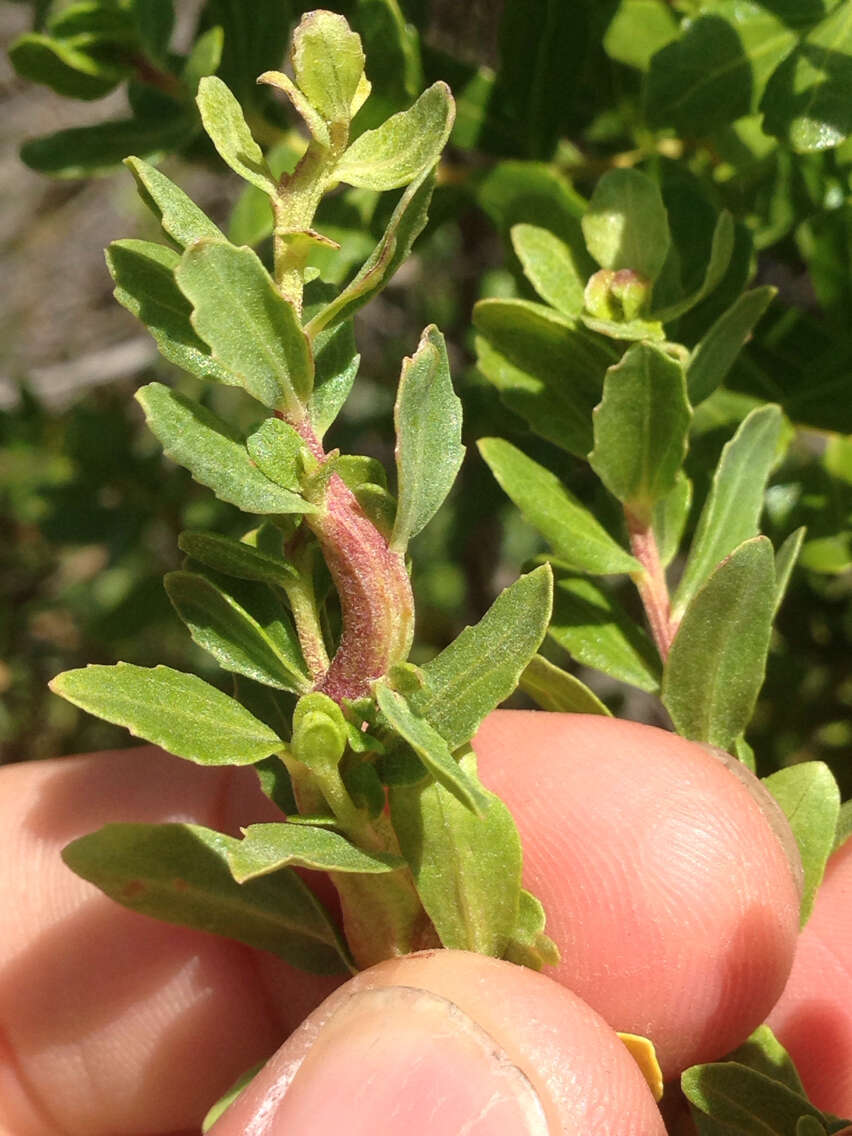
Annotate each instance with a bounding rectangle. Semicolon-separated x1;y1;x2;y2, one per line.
290;418;414;703
626;508;676;660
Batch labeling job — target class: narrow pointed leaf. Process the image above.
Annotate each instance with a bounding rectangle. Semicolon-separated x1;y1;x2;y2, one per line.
511;223;586;317
479;438;638;574
375;684;490;815
548;572;662;692
653;473;692;567
391;325;464;552
50;664;283;765
652;211;735;322
62;823;350;973
305;168;436;337
833;799;852;853
473;299;616;457
177;531;298;587
663;537;776;750
182;25;224;94
176;239;313;415
196;75;277;194
124;157;224;249
20;116;196;178
9;32;128;100
409;565;553;749
165;571;310;692
229;823;405;882
390;751;522;955
682;1061;826;1132
335;82;454;190
519;654;611;715
674;405;784;618
581;168;670;282
136;383;314;515
589;342;691;518
764;763;841;926
308;317;360;437
107;240;236;386
774;527;806;613
687;287;776;405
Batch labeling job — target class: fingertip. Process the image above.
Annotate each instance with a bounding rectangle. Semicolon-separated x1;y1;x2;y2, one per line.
214;951;665;1135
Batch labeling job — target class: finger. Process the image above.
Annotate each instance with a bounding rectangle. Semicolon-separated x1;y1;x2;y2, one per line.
212;949;666;1135
767;836;852;1115
0;749;340;1136
472;711;802;1079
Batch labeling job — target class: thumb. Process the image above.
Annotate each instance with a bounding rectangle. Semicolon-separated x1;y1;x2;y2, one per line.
211;950;665;1135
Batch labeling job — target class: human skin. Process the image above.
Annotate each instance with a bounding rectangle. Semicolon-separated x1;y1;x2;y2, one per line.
0;712;803;1133
474;712;803;1078
767;836;852;1115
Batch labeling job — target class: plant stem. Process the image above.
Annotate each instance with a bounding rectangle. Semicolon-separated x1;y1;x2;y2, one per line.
281;530;330;681
626;507;676;660
292;420;415;703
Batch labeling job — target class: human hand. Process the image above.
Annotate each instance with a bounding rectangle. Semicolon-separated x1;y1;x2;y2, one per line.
0;712;808;1134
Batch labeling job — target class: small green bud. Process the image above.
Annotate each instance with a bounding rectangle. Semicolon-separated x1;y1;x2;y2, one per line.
584;268;651;323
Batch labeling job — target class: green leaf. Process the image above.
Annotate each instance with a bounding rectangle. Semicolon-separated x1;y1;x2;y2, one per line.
391;325;464;552
774;526;806;613
50;664;283;765
833;798;852;853
175;239;313;415
106;240;236;386
305;168;436;337
478;438;639;574
581;168;671;283
687;287;776;406
674;405;784;617
291;9;366;124
62;823;350;974
682;1060;827;1133
202;1062;263;1134
336;82;454;190
177;531;297;588
182;25;224;94
473;299;615;457
519;654;611;715
653;473;692;567
761;2;852;153
308;317;360;437
291;693;348;772
131;0;174;61
390;750;522;955
797;1120;829;1136
728;1026;806;1095
196;75;276;194
408;565;553;750
246;419;307;491
652;211;735;322
663;536;776;751
548;572;662;692
10;32;128;100
229;823;405;881
603;0;679;71
589;342;691;518
136;383;314;515
20;116;196;177
511;223;586;318
124;157;224;249
504;889;561;970
252;754;298;815
646;3;798;136
764;762;841;926
374;684;490;814
164;571;309;693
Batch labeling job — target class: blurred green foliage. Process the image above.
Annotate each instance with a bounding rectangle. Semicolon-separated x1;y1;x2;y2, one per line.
3;0;850;781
